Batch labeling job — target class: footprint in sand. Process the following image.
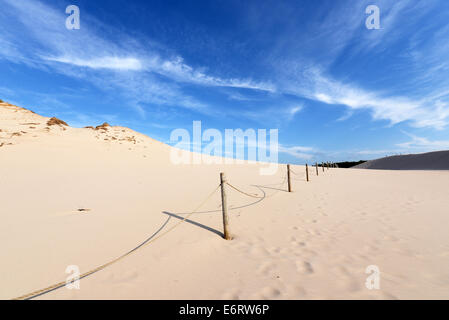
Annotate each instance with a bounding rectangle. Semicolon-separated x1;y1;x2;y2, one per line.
256;261;277;276
250;246;270;256
306;229;321;236
290;237;307;248
253;286;281;299
333;275;363;293
291;285;307;298
333;265;351;277
296;261;314;274
267;246;282;255
363;244;379;252
221;289;241;300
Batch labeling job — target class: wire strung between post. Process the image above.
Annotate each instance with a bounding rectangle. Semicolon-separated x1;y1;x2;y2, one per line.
12;165;318;300
12;184;221;300
225;181;265;199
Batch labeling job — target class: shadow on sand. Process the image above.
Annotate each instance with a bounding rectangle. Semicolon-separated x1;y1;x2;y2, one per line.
25;215;173;300
162;211;224;237
22;182;283;299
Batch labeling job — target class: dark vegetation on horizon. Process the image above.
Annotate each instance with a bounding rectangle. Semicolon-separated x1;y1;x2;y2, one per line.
315;161;366;168
334;160;367;168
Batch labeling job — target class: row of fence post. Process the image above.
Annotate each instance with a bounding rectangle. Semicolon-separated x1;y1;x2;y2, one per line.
220;162;337;240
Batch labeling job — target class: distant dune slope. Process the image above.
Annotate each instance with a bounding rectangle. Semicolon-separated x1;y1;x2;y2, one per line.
353;150;449;170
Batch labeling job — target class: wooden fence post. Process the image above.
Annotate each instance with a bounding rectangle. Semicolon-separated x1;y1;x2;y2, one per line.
220;173;231;240
306;164;309;182
315;162;318;176
322;162;325;172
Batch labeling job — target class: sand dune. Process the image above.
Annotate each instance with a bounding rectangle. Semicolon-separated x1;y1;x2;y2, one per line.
354;151;449;170
1;101;449;300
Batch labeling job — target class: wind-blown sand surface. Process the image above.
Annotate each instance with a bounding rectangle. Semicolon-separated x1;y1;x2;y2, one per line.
354;150;449;170
1;101;449;300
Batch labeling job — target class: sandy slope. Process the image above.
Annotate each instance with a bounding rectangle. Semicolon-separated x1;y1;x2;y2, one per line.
354;150;449;170
1;102;449;300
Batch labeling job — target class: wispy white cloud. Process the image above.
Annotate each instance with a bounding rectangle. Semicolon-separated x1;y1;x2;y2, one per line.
287;105;303;119
146;56;276;92
239;103;304;126
45;56;144;71
227;92;257;102
352;0;414;53
355;149;398;156
0;0;274;118
336;110;354;122
279;145;315;160
44;53;276;92
397;132;449;151
285;67;449;129
339;131;449;160
267;0;449;130
2;0;449;136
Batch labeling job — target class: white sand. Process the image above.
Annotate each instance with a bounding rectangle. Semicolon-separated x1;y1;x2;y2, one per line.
1;102;449;300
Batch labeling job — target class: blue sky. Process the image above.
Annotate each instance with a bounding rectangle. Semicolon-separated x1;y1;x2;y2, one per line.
1;0;449;164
